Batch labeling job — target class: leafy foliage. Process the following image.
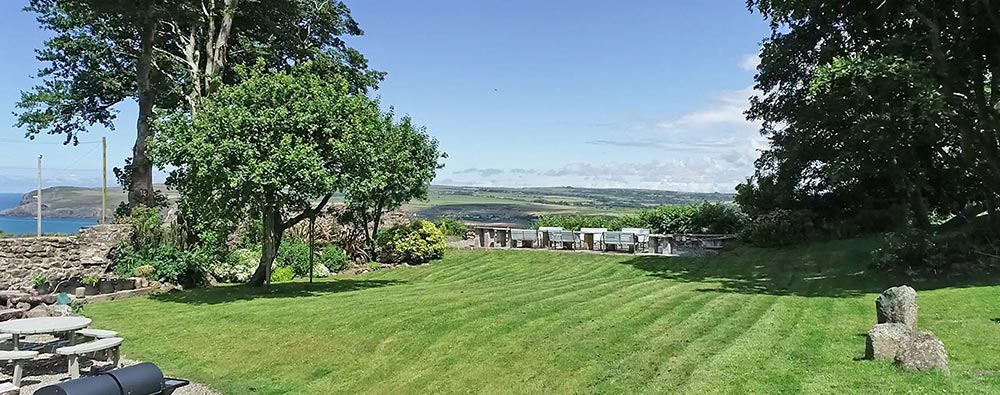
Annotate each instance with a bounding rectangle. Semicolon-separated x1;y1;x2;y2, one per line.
112;244;209;285
742;0;1000;245
151;63;380;286
209;248;260;284
339;110;444;257
535;203;746;234
277;238;312;277
269;266;295;283
377;220;446;265
872;225;1000;278
319;244;350;272
436;218;468;238
739;209;817;247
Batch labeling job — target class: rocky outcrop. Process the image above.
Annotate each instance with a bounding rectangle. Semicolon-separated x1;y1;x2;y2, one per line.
0;225;130;291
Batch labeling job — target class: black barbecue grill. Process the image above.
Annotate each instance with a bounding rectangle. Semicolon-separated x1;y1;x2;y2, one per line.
33;363;189;395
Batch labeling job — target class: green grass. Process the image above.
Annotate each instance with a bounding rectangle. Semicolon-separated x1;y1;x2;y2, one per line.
85;238;1000;394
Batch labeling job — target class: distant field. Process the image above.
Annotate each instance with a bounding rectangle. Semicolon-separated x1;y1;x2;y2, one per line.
14;184;733;226
406;185;733;226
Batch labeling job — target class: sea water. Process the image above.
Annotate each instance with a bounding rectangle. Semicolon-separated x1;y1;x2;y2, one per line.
0;193;98;235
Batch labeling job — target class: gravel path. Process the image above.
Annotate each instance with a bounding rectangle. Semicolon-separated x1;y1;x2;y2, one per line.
1;354;218;395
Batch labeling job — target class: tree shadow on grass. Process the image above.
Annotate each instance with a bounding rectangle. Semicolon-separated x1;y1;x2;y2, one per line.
621;237;1000;298
150;279;406;305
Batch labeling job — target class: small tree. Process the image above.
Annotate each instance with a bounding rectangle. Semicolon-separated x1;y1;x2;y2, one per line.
151;63;379;286
340;112;444;258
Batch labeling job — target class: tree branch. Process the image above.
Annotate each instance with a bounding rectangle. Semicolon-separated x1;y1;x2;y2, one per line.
282;194;334;230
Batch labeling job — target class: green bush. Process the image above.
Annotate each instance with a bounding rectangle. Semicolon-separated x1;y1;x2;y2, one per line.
689;203;749;234
534;215;623;231
270;266;295;282
120;206;165;250
377;220;446;264
112;244;209;285
133;265;155;279
436;217;468;238
637;205;696;234
872;227;997;277
740;209;817;247
277;237;312;277
319;244;349;272
313;263;331;278
210;248;260;283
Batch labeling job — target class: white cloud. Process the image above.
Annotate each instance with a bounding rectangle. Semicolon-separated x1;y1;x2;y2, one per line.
655;87;758;133
740;53;761;72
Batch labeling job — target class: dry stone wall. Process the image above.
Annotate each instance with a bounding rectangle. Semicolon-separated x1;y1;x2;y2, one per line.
0;225;129;291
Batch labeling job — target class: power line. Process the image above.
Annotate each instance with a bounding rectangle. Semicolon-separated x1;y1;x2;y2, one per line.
0;137;102;145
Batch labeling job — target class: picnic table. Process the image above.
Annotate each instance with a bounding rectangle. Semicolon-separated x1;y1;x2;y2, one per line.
0;316;92;351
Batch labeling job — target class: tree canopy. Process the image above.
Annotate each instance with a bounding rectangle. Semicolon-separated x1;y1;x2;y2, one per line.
339;111;445;258
151;63;380;285
739;0;1000;234
17;0;382;209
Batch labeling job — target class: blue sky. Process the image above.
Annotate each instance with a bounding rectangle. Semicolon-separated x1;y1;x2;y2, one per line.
0;1;770;193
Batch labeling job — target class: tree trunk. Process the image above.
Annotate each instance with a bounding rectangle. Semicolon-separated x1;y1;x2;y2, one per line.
129;19;158;208
250;208;283;287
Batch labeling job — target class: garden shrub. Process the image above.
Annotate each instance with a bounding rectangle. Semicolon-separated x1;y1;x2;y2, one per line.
313;264;331;278
319;244;349;272
209;248;260;283
872;227;998;277
133;265;155;279
436;217;468;238
277;237;312;276
638;205;697;234
689;203;748;234
534;215;622;231
740;209;817;247
377;220;446;264
113;244;208;285
270;266;295;282
120;206;165;250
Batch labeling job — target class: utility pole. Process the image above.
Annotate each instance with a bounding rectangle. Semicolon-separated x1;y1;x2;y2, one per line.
37;154;42;237
102;137;108;224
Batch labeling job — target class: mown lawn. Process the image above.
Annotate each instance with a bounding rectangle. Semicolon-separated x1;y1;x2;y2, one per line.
85;238;1000;394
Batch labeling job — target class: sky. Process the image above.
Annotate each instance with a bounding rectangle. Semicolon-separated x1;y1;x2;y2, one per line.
0;0;771;194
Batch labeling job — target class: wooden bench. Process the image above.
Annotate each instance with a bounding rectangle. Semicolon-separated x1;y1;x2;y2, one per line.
56;337;124;379
0;350;38;387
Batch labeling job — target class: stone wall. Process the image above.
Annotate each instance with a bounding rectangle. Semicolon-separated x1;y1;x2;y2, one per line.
0;225;130;291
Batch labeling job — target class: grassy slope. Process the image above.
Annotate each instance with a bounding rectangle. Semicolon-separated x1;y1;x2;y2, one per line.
85;238;1000;394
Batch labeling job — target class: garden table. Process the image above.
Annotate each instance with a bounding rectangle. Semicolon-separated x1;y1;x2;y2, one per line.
0;316;91;351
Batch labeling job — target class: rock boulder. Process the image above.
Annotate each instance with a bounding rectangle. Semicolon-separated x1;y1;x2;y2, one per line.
866;323;912;360
876;285;918;329
895;331;948;371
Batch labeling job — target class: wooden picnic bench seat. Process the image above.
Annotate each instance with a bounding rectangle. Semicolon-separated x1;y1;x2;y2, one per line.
0;350;38;387
56;337;123;379
75;328;118;340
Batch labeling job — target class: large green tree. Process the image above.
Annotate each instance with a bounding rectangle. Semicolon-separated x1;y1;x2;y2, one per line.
339;112;445;258
741;0;999;232
151;63;381;286
17;0;381;208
